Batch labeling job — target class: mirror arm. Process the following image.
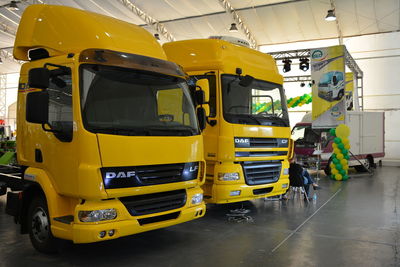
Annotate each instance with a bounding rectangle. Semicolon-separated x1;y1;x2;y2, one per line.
206;118;217;126
41;123;61;133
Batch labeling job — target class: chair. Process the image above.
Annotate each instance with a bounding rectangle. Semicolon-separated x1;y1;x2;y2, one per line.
286;165;310;202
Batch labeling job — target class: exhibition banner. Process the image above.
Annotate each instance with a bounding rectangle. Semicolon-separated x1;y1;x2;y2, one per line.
345;72;354;110
311;45;346;128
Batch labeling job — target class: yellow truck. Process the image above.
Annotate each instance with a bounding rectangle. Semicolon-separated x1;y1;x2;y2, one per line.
164;37;293;204
0;5;207;253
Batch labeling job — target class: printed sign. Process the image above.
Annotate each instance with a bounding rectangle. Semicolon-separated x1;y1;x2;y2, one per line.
345;72;354;111
311;45;346;128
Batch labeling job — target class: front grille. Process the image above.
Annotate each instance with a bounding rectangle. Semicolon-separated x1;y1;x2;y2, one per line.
253;187;273;195
235;151;287;157
138;212;180;225
101;162;199;189
241;161;282;186
249;138;278;147
234;137;288;148
120;189;186;216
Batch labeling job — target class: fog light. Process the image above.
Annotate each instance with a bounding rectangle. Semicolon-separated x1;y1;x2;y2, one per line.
218;172;239;181
283;168;289;175
79;208;117;222
230;190;241;196
282;183;289;189
108;229;115;236
99;231;106;238
191;193;203;205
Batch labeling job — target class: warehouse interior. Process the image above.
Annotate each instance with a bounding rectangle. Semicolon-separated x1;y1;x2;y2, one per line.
0;0;399;266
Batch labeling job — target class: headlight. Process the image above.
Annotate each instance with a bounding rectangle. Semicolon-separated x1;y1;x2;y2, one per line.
78;208;117;222
218;172;239;181
282;183;289;189
191;193;203;205
283;168;289;175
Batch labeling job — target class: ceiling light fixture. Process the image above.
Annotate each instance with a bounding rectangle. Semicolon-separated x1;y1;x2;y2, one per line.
300;82;305;87
325;9;336;21
299;57;310;71
282;59;292;73
0;1;20;11
229;23;238;33
154;33;160;40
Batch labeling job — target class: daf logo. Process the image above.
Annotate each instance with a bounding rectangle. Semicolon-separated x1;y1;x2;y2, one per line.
105;171;136;179
189;166;198;172
235;138;250;144
281;139;288;144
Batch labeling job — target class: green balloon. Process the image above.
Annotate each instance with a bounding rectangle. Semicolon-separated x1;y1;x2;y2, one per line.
338;143;344;149
341;149;348;154
343;175;349;180
340;169;346;175
330;174;335;180
345;155;350;160
334;137;341;144
336;163;343;170
329;128;336;136
332;158;339;164
331;154;337;159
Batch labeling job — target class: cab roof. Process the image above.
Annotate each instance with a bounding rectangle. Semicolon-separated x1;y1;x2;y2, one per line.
14;5;166;61
163;39;282;84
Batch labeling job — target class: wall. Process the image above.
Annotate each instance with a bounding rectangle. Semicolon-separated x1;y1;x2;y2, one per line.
260;31;400;164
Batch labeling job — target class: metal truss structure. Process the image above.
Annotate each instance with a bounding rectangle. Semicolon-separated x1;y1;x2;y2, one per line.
269;47;364;110
118;0;176;42
218;0;257;49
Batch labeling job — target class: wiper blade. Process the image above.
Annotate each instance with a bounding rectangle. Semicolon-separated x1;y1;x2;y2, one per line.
146;125;198;136
91;127;150;136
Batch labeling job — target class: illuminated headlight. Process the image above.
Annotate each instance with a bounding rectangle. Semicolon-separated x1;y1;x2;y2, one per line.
282;183;289;189
218;172;239;181
283;168;289;175
191;193;203;205
78;208;117;222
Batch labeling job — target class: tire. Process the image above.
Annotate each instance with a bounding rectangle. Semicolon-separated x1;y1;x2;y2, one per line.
28;196;58;253
354;157;374;173
337;90;344;100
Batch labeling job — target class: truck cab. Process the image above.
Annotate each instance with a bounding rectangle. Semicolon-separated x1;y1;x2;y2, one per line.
4;5;206;253
164;37;292;204
317;71;345;102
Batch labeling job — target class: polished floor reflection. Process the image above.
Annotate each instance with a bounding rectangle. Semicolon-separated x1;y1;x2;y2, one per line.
1;166;399;267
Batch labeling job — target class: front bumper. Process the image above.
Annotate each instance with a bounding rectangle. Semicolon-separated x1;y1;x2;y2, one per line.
51;187;205;243
203;177;289;204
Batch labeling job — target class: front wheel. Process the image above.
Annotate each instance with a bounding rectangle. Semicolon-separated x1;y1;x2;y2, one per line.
28;196;58;253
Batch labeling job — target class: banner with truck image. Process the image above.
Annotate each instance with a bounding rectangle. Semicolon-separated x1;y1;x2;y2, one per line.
311;45;346;128
345;72;354;111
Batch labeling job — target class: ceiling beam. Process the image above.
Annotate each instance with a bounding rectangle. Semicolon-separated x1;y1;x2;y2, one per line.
0;21;16;38
218;0;257;49
118;0;176;42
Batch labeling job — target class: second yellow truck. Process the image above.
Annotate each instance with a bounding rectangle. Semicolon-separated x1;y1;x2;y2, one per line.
164;37;293;204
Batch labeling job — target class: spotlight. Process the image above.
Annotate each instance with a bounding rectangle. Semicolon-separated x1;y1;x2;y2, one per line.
308;82;313;87
282;59;292;73
154;33;160;40
300;82;305;87
325;9;336;21
229;23;238;33
7;1;19;11
299;58;309;71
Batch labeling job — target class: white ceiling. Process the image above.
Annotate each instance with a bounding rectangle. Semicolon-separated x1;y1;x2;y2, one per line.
0;0;399;73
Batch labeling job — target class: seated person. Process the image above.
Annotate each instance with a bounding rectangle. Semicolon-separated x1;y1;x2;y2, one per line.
288;156;321;197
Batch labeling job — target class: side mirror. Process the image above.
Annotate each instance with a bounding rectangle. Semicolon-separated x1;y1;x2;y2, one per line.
332;75;338;86
194;90;205;105
195;79;210;103
239;75;254;87
197;107;206;131
26;91;49;124
28;68;50;89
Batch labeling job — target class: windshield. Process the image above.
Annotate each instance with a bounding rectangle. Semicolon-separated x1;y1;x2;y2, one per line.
222;74;289;127
80;64;199;136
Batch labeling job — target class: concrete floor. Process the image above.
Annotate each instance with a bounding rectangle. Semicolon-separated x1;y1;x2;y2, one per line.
1;166;399;267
